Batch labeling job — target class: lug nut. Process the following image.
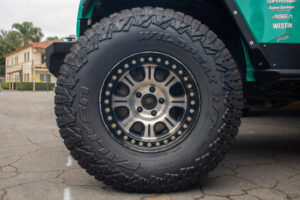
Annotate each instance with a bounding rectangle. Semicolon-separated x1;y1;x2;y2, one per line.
136;92;142;98
149;87;155;93
151;110;157;116
137;107;143;113
159;98;165;104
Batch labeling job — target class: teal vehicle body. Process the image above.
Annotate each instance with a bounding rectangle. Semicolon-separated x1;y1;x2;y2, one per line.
77;0;300;44
235;0;300;44
234;0;300;81
77;0;100;37
76;0;300;83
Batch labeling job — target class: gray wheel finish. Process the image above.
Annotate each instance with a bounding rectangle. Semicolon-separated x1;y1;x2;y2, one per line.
100;52;201;152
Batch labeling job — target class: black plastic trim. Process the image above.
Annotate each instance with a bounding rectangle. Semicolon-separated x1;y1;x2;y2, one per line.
246;69;300;101
255;69;300;85
260;43;300;70
46;42;75;77
223;0;270;69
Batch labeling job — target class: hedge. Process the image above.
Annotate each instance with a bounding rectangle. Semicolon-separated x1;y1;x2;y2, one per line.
1;82;9;89
0;82;55;91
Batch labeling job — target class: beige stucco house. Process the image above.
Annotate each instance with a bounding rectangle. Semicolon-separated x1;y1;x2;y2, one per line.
4;41;57;88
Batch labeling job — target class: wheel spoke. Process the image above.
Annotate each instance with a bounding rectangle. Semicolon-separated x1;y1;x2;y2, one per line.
170;96;186;106
144;66;156;81
142;123;156;139
163;74;177;89
163;115;177;130
123;75;136;88
122;113;137;130
112;95;129;107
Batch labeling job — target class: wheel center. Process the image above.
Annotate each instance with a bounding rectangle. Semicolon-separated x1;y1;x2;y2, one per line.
141;94;157;110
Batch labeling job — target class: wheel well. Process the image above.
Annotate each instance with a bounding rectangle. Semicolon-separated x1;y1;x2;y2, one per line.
87;0;246;78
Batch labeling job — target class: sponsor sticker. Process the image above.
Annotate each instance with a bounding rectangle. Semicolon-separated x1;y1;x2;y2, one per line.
267;0;296;3
272;14;293;20
273;22;293;29
267;0;296;40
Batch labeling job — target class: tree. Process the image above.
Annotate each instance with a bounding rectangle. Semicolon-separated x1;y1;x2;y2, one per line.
0;30;22;75
12;22;44;45
46;36;59;41
0;66;4;76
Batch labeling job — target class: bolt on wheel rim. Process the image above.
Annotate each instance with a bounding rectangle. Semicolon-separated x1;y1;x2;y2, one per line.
100;52;201;152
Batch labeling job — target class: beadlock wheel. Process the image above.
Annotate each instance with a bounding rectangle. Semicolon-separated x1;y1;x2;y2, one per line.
100;52;201;152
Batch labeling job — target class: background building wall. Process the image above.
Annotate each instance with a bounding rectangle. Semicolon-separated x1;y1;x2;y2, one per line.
5;44;56;84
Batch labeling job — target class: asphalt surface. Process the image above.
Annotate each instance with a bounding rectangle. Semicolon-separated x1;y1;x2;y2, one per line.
0;91;300;200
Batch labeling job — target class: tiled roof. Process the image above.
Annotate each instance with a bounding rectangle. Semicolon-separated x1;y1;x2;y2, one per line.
7;69;22;74
31;40;58;49
4;40;59;57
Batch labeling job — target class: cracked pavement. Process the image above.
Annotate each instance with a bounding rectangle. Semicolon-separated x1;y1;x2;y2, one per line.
0;91;299;200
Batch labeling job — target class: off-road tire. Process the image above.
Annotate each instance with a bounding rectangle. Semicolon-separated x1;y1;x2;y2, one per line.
55;7;243;192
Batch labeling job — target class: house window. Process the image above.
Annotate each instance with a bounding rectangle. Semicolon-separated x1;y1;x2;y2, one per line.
40;74;51;83
6;59;9;66
27;52;30;61
24;53;26;62
11;58;13;65
41;53;46;64
15;56;18;64
15;74;19;82
23;74;29;82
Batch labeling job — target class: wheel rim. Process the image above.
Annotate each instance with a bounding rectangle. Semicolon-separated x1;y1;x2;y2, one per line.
100;52;201;152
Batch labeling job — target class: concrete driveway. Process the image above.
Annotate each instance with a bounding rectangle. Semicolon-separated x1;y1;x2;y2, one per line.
0;91;299;200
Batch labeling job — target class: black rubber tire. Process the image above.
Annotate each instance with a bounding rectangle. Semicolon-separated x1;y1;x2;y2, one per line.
55;7;243;192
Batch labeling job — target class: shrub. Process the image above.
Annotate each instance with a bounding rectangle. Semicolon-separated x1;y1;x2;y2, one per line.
16;82;33;90
0;82;55;91
35;82;55;91
0;82;9;89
